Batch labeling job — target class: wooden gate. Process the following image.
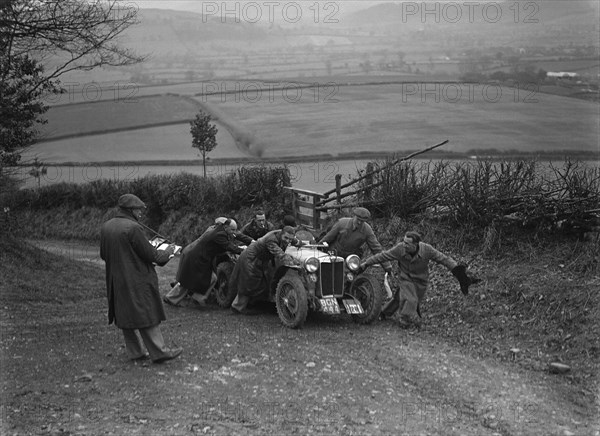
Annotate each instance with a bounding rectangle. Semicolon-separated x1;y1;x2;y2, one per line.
286;140;449;230
284;187;327;229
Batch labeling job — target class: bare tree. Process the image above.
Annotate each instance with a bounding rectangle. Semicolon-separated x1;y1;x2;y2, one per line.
2;0;143;92
1;0;144;171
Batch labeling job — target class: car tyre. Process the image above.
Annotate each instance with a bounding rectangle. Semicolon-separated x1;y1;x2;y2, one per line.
275;271;308;329
215;261;236;308
348;273;383;324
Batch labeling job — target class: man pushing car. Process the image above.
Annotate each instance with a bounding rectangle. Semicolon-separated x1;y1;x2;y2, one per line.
360;230;480;328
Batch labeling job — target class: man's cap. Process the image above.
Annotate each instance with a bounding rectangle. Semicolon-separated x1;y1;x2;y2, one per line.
353;207;371;220
118;194;146;209
215;216;233;228
281;225;295;235
282;215;297;227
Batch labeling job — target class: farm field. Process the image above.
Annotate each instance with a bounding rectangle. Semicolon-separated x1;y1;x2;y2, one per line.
22;81;598;192
42;78;392;107
202;83;599;158
39;95;201;140
29;82;599;161
27;123;241;163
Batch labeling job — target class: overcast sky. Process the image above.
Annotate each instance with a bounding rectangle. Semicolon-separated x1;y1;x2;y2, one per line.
134;0;378;15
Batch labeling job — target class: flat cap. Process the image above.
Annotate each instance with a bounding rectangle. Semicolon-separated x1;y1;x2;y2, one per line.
353;207;371;220
118;193;146;209
215;216;234;229
282;215;297;227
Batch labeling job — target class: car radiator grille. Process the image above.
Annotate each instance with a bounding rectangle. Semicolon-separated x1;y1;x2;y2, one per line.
319;260;344;297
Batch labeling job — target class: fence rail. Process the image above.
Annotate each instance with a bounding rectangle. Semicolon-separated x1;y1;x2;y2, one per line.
286;140;450;230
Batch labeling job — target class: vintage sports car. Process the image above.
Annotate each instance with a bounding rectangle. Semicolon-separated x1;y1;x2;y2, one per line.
216;242;384;329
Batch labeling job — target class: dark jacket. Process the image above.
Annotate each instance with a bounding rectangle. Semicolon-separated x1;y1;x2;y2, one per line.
232;230;297;297
319;217;382;258
176;223;242;293
100;211;171;329
241;219;274;241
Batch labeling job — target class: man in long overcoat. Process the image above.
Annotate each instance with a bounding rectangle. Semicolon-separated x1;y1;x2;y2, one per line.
100;194;182;363
360;231;478;328
230;226;299;314
166;219;246;306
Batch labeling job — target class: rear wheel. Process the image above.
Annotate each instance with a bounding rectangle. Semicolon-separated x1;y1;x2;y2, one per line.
275;271;308;329
215;261;236;308
348;274;383;324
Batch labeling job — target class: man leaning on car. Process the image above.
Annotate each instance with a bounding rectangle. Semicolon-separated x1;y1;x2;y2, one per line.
230;226;301;315
318;207;392;274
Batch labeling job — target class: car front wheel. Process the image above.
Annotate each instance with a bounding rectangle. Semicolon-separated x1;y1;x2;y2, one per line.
348;273;383;324
215;261;236;308
275;271;308;329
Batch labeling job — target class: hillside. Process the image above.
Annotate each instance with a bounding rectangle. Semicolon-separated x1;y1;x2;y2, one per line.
1;222;598;435
345;0;599;29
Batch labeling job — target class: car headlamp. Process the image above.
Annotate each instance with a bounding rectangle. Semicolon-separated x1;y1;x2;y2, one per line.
346;254;360;272
304;257;319;273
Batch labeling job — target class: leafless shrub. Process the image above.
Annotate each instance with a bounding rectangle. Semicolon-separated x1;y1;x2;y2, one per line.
353;158;599;236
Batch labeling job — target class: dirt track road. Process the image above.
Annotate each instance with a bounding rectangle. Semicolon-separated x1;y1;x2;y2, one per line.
2;241;595;435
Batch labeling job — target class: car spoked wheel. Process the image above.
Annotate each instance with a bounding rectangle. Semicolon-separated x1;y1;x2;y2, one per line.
215;261;236;308
349;274;383;324
275;272;308;329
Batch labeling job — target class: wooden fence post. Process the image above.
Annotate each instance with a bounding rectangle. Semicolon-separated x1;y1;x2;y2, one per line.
312;194;319;229
365;162;373;200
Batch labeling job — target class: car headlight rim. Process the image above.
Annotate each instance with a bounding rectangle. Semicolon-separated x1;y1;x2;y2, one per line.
346;254;360;272
304;257;319;273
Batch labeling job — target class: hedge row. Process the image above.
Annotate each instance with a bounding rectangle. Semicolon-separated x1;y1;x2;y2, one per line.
356;159;600;236
4;166;291;234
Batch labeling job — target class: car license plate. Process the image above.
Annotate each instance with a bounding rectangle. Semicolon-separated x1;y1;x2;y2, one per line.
342;299;364;314
319;297;340;315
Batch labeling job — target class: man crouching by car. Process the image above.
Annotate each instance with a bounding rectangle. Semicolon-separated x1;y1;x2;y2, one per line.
230;226;302;315
164;218;250;307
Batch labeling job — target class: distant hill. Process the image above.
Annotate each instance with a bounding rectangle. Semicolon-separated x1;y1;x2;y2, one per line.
123;2;599;59
122;8;274;55
50;2;599;85
344;0;599;32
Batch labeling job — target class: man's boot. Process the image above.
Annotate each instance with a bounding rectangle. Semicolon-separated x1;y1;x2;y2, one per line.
163;283;189;306
190;292;209;307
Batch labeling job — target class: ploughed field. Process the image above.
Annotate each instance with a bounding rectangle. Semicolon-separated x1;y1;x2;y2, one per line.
27;82;599;166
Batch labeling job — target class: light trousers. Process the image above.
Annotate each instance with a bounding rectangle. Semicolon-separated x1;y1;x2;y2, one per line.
122;325;169;361
163;283;189;306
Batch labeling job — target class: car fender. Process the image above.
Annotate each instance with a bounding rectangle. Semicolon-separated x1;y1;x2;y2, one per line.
268;264;305;299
